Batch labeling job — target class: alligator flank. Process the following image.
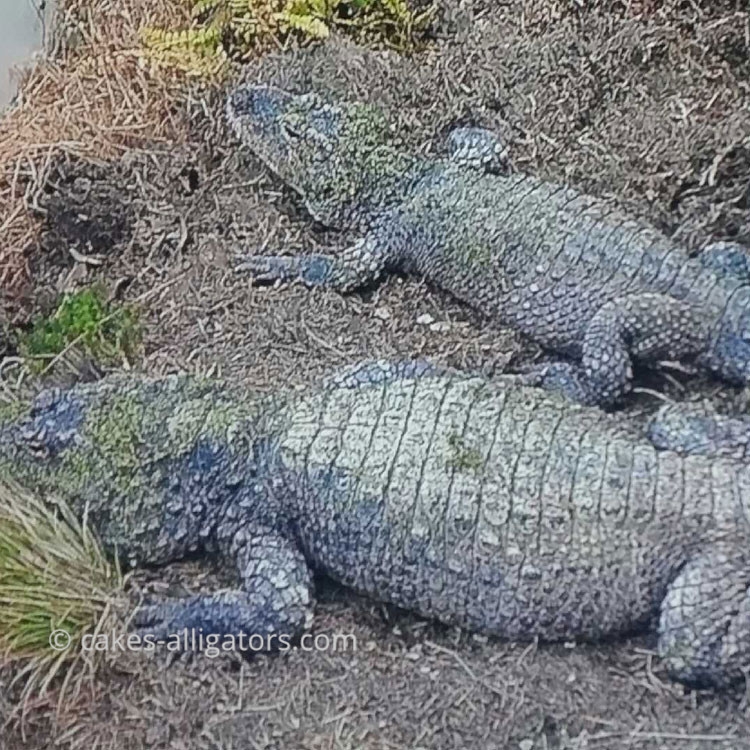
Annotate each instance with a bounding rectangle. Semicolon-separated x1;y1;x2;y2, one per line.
228;85;750;407
2;364;750;688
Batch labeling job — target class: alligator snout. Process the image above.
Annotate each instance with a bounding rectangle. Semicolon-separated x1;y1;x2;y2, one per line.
226;85;294;133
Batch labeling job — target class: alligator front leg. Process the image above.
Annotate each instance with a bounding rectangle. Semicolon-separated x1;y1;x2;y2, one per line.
234;235;392;293
659;540;750;688
134;528;314;646
520;293;710;407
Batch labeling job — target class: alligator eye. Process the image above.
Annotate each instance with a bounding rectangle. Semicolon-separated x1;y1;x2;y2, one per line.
282;121;301;139
25;439;49;459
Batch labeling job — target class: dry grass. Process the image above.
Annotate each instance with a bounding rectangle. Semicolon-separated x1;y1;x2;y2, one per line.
0;0;196;319
0;0;433;323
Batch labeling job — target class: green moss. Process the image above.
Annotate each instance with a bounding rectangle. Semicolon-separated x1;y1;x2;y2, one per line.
88;395;143;475
461;241;493;268
447;432;484;474
48;393;146;498
0;399;28;428
18;287;140;373
167;395;258;454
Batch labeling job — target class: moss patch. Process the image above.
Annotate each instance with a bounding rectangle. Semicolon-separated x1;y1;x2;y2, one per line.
18;287;140;373
446;433;484;474
460;241;493;269
0;399;29;427
86;394;144;475
167;398;256;454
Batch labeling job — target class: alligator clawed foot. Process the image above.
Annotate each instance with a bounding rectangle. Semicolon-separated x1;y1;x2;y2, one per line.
132;597;191;644
233;254;295;284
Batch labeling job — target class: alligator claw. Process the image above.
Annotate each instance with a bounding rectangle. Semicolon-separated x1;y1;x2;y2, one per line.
233;255;294;283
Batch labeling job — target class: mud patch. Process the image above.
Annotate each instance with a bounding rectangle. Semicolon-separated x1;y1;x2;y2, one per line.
35;156;136;269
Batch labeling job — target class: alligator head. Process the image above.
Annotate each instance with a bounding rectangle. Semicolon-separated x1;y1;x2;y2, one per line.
226;84;412;227
0;387;87;495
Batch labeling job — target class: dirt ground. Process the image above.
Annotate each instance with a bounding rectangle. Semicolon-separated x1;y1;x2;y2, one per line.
2;0;750;747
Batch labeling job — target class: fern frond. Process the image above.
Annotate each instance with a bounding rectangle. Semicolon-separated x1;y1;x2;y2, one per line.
140;0;432;80
192;0;225;18
276;10;331;38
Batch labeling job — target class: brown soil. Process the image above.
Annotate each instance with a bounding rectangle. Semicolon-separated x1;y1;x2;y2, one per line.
2;1;750;748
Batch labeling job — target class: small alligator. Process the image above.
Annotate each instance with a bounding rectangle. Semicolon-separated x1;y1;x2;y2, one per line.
2;363;750;688
227;84;750;407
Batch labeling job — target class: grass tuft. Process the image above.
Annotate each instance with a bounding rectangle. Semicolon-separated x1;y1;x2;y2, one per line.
0;479;127;718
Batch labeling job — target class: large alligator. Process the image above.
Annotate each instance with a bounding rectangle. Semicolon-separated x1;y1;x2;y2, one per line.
227;84;750;407
2;363;750;688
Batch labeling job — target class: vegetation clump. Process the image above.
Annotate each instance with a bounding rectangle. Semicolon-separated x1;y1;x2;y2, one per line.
447;433;485;474
18;287;140;374
141;0;435;77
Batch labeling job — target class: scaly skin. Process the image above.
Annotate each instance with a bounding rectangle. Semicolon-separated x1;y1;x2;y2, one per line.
227;85;750;407
3;366;750;687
